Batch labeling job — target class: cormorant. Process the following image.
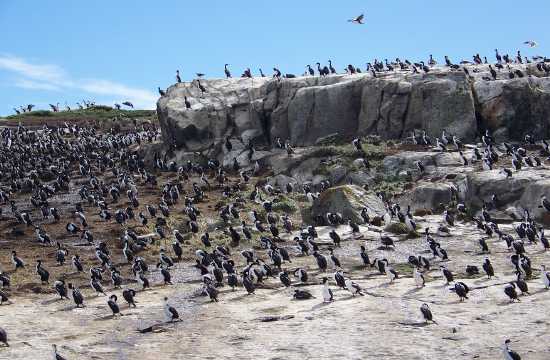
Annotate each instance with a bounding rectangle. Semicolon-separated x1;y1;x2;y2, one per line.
224;64;232;78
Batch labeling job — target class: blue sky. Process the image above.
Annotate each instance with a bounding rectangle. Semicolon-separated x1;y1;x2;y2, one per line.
0;0;547;115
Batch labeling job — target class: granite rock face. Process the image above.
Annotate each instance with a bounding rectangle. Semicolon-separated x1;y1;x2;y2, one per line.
157;64;550;158
309;185;386;224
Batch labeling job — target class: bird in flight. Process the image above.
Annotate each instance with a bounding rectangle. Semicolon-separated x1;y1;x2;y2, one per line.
348;14;365;24
524;40;538;48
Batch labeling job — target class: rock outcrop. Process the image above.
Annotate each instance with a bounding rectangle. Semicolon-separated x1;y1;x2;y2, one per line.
309;185;385;224
157;64;550;158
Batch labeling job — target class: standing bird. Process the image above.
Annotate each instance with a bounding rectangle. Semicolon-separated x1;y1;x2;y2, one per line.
313;251;328;272
515;273;529;295
11;251;24;270
345;278;364;296
454;282;469;301
440;265;454;285
224;64;232;78
482;258;494;279
36;260;50;284
504;283;519;302
197;80;207;95
540;195;550;212
54;280;69;299
107;295;121;316
164;297;179;322
501;339;521;360
321;277;334;302
420;303;436;324
360;245;370;266
122;289;137;307
541;265;550;289
68;283;84;307
0;327;7;347
52;344;67;360
414;267;425;288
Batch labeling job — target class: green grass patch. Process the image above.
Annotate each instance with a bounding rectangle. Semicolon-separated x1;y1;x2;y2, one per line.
272;197;298;214
2;108;157;122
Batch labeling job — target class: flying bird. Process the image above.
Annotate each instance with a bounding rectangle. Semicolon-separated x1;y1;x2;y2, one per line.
348;14;365;24
524;40;538;48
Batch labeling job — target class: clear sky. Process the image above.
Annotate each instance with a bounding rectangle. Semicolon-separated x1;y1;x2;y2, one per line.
0;0;547;115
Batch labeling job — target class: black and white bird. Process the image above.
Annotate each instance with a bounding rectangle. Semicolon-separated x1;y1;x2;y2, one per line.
159;248;174;268
313;251;328;272
90;278;106;296
107;295;121;316
541;195;550;212
440;265;454;285
164;297;179;322
122;289;137;307
347;13;365;24
52;344;67;360
321;277;334;302
54;280;69;299
11;251;24;270
36;260;50;284
454;282;469;301
413;267;425;288
385;262;399;284
420;303;435;323
482;258;494;279
540;265;550;289
0;327;7;347
68;283;84;307
345;278;364;296
501;339;521;360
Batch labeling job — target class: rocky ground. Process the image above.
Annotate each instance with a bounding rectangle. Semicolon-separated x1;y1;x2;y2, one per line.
1;115;550;359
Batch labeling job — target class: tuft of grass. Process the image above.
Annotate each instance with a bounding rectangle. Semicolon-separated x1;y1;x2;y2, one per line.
25;110;52;117
371;173;407;195
272;198;298;214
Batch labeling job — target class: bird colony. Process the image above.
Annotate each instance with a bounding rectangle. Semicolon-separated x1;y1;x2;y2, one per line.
1;52;550;360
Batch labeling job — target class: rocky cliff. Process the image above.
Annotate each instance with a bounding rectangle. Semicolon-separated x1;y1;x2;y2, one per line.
157;63;550;156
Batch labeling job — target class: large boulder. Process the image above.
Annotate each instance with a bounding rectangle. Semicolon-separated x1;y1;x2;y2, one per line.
310;185;385;224
156;77;271;153
359;72;476;142
474;76;550;141
458;169;550;223
398;182;455;212
382;151;464;175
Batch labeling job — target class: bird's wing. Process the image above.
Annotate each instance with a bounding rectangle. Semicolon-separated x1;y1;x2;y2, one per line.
357;14;364;21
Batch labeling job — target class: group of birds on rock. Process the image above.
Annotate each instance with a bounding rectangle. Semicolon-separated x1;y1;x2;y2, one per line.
158;49;549;106
11;99;139;115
